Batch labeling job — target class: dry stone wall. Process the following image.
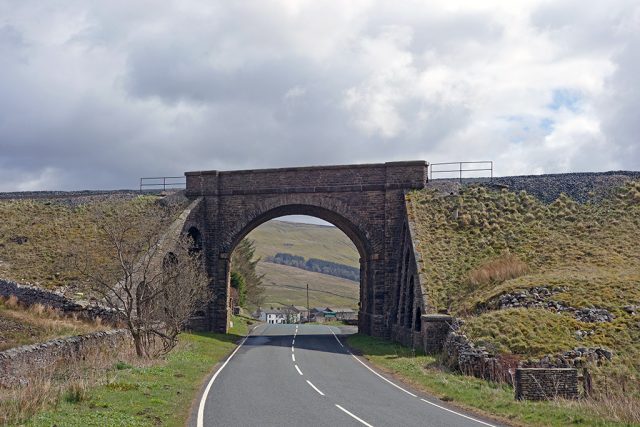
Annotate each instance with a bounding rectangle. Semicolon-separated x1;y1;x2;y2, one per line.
0;330;130;388
0;278;120;324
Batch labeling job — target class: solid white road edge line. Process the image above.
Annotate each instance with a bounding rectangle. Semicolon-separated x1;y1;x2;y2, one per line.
196;323;264;427
326;325;344;347
332;321;496;426
295;364;303;375
335;404;375;427
306;380;325;396
349;352;417;397
420;399;497;427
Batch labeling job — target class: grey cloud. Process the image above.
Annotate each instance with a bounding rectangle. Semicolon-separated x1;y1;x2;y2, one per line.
0;1;638;192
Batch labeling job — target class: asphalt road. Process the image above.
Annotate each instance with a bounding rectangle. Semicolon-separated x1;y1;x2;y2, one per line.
193;323;503;427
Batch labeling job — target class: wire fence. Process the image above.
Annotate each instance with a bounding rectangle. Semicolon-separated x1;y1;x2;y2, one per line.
587;371;640;398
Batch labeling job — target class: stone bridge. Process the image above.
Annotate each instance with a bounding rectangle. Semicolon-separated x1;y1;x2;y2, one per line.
182;161;430;344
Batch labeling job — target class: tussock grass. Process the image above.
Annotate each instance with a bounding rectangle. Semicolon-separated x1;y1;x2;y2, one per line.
0;335;138;426
468;254;529;288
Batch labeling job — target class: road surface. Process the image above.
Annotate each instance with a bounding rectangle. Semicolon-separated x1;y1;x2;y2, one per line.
193;323;503;427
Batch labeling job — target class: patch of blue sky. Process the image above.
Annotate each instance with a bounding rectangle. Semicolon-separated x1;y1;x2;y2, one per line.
548;89;582;112
540;118;555;133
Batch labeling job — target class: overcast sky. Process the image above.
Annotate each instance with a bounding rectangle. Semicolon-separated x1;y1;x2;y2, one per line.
0;0;638;191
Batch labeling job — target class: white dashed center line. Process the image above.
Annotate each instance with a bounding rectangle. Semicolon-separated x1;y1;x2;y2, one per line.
292;353;296;362
295;364;303;375
335;404;375;427
306;380;325;396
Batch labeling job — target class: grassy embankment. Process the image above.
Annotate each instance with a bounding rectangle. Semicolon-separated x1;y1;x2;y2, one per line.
22;316;251;427
406;181;640;379
347;334;632;427
389;179;640;424
0;196;167;291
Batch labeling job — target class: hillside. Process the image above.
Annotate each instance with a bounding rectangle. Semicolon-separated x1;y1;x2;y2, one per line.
256;262;358;310
407;176;640;384
246;220;359;268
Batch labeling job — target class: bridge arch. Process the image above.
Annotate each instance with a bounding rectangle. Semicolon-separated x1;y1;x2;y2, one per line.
184;161;428;339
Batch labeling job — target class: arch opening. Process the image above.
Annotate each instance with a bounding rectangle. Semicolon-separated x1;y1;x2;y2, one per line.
404;275;414;329
227;206;368;331
187;226;203;254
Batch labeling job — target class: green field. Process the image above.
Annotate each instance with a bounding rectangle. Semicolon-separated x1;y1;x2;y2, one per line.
257;261;358;310
246;220;359;267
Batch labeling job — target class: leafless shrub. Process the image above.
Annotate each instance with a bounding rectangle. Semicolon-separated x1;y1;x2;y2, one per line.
468;254;529;287
72;201;211;358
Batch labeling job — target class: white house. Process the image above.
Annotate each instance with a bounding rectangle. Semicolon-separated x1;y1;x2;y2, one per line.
256;307;301;324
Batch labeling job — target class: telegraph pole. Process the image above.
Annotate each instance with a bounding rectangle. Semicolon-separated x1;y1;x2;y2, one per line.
306;283;310;322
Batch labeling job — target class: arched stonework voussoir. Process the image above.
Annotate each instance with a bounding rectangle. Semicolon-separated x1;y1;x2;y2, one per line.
220;193;375;259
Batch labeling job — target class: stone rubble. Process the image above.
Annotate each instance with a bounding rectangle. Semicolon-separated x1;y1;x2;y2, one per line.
488;286;616;323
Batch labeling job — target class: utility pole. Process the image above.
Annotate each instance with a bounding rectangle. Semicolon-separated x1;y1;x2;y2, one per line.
306;283;310;322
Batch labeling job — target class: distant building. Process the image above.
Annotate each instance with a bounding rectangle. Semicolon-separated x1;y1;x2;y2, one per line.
333;308;357;321
309;307;357;323
310;307;335;322
255;306;301;324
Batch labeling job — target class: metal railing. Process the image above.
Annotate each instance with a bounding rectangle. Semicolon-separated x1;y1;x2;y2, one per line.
429;161;493;182
139;176;186;191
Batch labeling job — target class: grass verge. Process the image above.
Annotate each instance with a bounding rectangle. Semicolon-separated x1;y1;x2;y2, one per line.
347;334;634;427
24;316;252;427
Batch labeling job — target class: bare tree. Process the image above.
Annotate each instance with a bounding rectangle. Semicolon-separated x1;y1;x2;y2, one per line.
73;200;210;358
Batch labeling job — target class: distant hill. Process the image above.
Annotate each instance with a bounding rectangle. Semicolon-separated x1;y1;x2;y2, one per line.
246;220;359;268
246;220;360;312
256;262;358;310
